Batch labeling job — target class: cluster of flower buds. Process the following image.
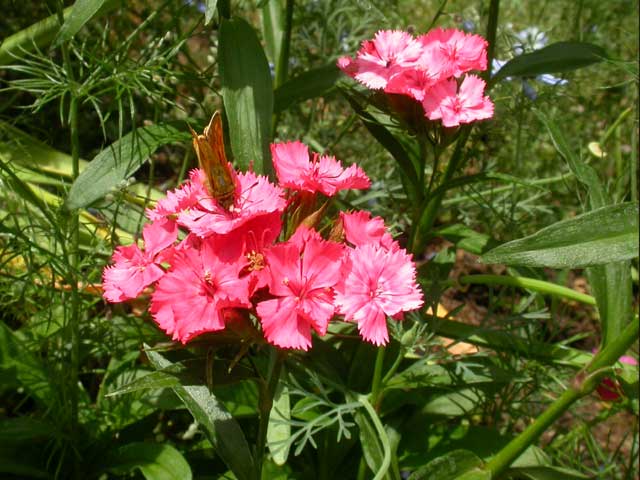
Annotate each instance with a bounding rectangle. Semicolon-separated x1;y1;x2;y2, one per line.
103;139;423;350
338;29;494;127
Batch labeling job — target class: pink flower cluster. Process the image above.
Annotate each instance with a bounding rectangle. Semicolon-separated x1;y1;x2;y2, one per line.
103;141;423;350
338;29;494;127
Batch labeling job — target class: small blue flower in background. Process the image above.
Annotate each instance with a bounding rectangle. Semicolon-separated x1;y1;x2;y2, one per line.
184;0;206;14
461;19;476;33
492;25;568;99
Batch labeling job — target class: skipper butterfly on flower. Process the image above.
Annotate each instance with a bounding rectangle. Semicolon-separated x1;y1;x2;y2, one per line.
190;112;237;210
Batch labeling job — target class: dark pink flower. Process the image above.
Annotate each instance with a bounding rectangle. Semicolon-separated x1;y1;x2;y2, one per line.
385;68;438;101
349;30;423;90
271;141;370;196
422;75;494;127
178;170;286;238
593;350;638;402
256;227;344;350
146;169;207;221
418;28;487;79
150;237;251;343
340;211;397;250
103;218;178;302
335;244;423;346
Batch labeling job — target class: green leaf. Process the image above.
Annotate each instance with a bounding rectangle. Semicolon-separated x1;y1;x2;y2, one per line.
105;369;182;397
219;17;274;175
204;0;218;25
267;376;291;466
509;466;589;480
435;224;495;255
534;109;607;208
260;0;284;65
354;409;399;480
108;442;192;480
482;202;639;268
274;65;342;113
66;124;189;209
145;347;256;480
55;0;119;45
493;42;607;82
407;450;489;480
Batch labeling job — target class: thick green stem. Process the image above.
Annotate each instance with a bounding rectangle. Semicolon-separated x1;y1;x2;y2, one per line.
457;274;596;306
271;0;295;139
255;348;284;478
409;126;471;254
486;319;639;477
370;347;386;409
483;0;500;84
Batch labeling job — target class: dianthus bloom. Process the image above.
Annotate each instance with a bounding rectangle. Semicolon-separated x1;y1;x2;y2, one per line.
338;28;494;126
271;141;370;196
422;75;494;127
256;227;344;350
336;243;423;346
102;218;177;302
150;237;251;343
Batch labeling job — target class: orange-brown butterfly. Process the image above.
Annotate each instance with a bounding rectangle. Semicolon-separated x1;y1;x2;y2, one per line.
189;112;237;210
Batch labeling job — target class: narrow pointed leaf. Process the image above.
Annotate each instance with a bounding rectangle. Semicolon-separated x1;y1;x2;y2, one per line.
55;0;119;45
260;0;284;64
66;124;189;210
145;347;256;480
267;378;291;466
219;17;273;175
204;0;218;24
493;42;607;82
274;64;342;113
482;202;639;268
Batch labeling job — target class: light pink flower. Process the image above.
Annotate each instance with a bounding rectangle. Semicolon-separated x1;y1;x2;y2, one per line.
353;30;423;89
340;211;397;250
103;218;178;302
418;28;487;79
256;227;344;350
335;244;423;346
271;141;370;196
422;75;494;127
150;237;251;343
178;170;286;238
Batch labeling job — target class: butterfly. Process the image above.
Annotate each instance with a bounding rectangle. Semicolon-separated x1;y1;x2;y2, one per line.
190;112;237;210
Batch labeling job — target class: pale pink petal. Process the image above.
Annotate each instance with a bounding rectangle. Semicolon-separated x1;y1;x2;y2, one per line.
257;297;313;350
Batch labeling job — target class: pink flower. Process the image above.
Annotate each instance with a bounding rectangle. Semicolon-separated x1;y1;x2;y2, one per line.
418;28;487;79
178;170;286;238
340;211;397;250
385;68;438;102
335;244;423;346
103;218;178;302
271;141;370;196
256;227;344;350
353;30;423;90
150;237;251;343
146;169;207;221
422;75;494;127
593;350;638;402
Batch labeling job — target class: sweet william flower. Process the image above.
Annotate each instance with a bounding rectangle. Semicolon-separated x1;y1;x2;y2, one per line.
271;141;370;196
150;237;251;343
340;30;423;90
417;28;488;79
335;243;423;346
102;218;177;302
146;169;207;222
178;170;286;238
422;74;494;127
340;210;397;250
256;227;344;350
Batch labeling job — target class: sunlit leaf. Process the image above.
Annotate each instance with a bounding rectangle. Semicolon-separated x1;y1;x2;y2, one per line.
107;442;192;480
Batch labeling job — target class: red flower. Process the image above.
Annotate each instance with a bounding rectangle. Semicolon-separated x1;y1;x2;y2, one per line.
256;227;344;350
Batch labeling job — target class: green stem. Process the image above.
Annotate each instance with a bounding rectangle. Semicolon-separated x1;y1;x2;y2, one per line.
255;348;284;478
409;126;471;254
457;274;596;306
359;395;392;480
483;0;500;84
485;319;639;477
271;0;295;139
370;347;386;409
